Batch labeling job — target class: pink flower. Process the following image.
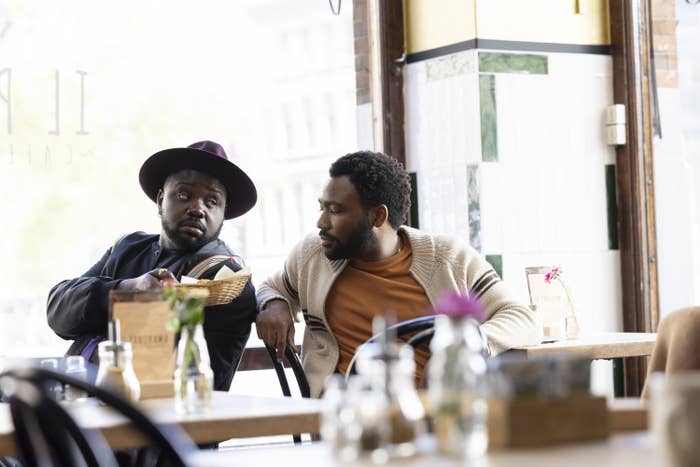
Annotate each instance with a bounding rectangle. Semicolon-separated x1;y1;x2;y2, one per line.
544;267;561;284
543;266;579;326
430;290;484;320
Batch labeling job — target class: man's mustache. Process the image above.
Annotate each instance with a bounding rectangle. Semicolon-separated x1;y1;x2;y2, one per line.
319;230;337;242
180;220;206;232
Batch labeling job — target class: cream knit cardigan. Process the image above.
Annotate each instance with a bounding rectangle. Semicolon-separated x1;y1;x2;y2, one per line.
257;226;542;397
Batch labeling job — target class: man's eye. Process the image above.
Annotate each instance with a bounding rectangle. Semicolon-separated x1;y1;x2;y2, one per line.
319;205;341;214
176;192;189;201
207;198;218;207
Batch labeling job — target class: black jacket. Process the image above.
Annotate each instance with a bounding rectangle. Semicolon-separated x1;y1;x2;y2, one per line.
47;232;257;391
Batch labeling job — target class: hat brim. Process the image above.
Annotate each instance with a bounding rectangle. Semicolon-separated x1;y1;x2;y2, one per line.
139;147;257;220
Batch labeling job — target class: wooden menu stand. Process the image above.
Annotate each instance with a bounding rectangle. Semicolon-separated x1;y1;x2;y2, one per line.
109;290;175;399
487;394;610;448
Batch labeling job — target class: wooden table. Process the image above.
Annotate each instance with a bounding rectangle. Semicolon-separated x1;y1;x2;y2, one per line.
241;331;657;371
0;391;322;456
187;432;662;467
510;332;657;359
511;332;657;397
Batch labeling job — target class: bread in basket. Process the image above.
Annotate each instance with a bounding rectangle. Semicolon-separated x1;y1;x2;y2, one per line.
176;265;251;307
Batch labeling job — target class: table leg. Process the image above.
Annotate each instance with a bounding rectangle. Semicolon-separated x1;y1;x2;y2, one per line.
613;358;625;397
613;357;647;397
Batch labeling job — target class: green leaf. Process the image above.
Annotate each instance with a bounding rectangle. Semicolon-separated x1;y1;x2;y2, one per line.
164;289;206;332
165;316;181;333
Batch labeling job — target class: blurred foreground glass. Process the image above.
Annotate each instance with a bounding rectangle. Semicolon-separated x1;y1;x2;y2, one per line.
352;340;425;461
427;315;488;458
321;374;362;462
64;355;88;402
649;371;700;467
39;358;63;401
321;323;426;463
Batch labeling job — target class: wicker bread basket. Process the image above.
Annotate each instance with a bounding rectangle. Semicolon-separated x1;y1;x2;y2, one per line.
176;273;251;307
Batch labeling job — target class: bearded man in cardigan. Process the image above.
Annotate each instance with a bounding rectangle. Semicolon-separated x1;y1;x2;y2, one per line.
256;151;541;397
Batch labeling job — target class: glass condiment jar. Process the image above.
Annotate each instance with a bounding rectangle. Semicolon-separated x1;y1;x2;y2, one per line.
354;340;425;460
39;358;63;401
321;374;362;462
95;320;140;402
385;346;426;457
348;370;390;464
64;355;89;402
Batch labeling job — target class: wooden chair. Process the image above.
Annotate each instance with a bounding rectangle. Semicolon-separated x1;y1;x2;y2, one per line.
642;306;700;397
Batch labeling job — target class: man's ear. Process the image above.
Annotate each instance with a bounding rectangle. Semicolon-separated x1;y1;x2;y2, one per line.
156;188;164;214
370;205;388;228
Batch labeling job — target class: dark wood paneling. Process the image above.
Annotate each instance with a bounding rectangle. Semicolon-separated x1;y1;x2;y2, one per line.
609;0;660;397
377;0;406;165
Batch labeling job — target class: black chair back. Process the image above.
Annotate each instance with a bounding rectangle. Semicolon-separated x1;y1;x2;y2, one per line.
264;344;311;444
0;367;197;467
406;327;436;350
345;315;436;376
4;377;118;467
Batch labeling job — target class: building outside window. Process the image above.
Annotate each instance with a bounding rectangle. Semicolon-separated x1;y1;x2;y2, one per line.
0;1;357;362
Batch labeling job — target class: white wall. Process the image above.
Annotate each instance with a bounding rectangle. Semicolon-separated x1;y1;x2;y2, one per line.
405;50;621;327
405;48;621;396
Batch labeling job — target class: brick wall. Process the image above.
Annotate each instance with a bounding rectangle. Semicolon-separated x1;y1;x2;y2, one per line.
652;0;679;88
353;0;371;104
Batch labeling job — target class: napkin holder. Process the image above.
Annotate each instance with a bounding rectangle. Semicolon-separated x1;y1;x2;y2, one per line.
109;290;175;399
487;394;610;448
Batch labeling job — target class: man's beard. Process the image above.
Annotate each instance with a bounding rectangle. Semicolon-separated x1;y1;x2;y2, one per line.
320;219;375;260
161;217;222;251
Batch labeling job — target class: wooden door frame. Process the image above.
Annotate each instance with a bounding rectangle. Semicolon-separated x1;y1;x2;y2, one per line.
609;0;659;396
366;0;406;165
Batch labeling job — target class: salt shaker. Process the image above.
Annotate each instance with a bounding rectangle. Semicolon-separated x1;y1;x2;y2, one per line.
95;319;140;402
321;374;362;462
354;315;425;461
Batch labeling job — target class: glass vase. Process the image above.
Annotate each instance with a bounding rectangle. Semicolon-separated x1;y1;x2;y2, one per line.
427;315;488;458
174;323;213;414
565;315;581;339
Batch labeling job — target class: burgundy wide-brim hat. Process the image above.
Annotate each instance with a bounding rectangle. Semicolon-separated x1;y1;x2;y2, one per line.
139;140;257;220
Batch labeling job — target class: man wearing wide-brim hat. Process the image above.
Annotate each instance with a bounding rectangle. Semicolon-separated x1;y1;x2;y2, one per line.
47;140;258;391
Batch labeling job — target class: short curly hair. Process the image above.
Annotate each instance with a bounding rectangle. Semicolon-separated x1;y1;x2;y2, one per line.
329;151;411;229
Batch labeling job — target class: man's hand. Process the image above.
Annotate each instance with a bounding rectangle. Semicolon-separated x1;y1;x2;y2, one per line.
116;268;178;292
256;299;296;362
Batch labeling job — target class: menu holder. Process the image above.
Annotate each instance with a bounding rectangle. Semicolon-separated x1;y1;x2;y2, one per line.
487;394;609;448
109;290;175;399
525;266;569;340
